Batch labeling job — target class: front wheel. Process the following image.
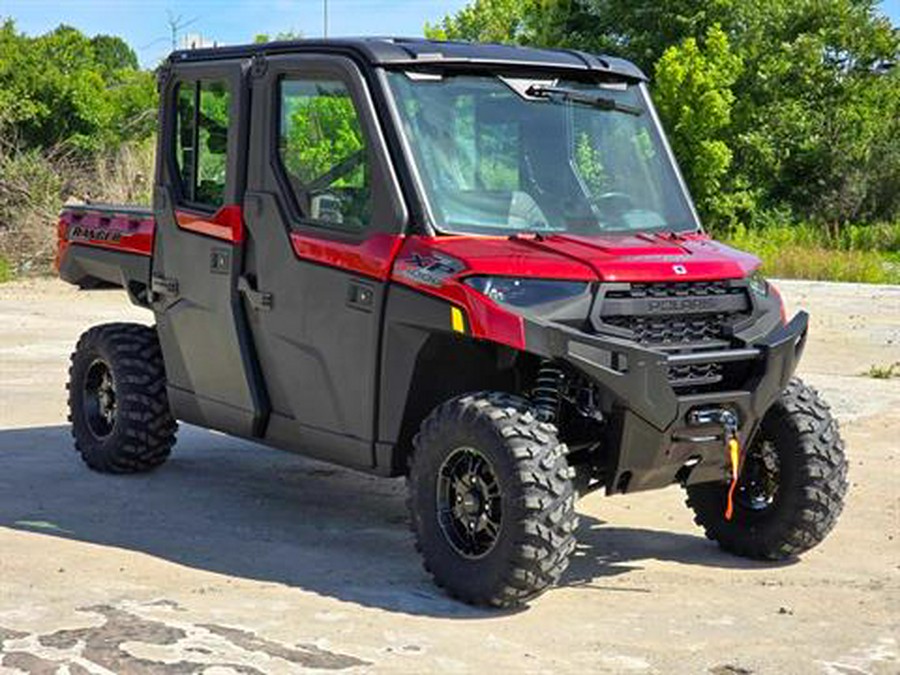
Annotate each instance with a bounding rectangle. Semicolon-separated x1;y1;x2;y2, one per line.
407;392;578;607
686;378;848;560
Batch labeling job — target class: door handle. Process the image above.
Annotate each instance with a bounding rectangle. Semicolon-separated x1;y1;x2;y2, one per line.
238;276;273;311
150;275;179;302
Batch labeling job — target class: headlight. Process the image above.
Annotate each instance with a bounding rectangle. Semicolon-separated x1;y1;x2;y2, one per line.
464;276;589;308
747;270;770;297
748;269;787;323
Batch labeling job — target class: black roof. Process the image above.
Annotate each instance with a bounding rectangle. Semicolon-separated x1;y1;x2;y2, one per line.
169;37;647;81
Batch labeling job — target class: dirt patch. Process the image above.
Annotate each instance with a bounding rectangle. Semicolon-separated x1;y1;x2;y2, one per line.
0;278;897;674
1;601;369;674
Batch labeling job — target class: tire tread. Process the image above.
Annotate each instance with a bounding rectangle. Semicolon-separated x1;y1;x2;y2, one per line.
408;392;578;607
686;378;848;559
68;323;177;473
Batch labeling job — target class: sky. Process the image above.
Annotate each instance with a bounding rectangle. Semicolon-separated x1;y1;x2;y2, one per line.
0;0;471;67
0;0;898;68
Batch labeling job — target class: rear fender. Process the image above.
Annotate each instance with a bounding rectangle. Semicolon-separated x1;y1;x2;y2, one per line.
58;244;152;307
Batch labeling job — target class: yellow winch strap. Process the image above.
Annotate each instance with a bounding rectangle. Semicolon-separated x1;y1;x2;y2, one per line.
725;437;741;521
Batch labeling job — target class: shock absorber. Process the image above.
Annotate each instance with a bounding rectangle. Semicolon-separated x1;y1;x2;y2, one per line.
532;360;565;423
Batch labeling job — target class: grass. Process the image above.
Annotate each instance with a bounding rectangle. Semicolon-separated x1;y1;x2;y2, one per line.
864;362;900;379
1;134;897;287
721;221;900;284
0;256;11;283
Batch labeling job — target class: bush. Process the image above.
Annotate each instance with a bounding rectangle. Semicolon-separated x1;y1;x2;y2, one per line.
722;220;900;284
0;136;155;278
0;20;157;281
0;146;63;274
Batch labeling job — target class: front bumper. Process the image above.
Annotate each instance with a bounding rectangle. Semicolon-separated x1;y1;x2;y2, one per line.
523;311;809;493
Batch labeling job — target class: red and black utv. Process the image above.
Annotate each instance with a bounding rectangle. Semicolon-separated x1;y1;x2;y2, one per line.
56;38;847;606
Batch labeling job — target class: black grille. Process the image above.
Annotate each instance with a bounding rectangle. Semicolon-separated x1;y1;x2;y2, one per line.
597;281;751;388
666;362;723;387
606;280;740;300
603;313;731;346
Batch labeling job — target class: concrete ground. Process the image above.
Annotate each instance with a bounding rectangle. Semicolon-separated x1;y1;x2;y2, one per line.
0;278;897;675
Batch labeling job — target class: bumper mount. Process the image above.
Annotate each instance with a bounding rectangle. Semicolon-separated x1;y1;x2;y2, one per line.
524;312;809;493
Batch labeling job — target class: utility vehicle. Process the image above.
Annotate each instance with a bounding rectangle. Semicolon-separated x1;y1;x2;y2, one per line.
57;38;848;607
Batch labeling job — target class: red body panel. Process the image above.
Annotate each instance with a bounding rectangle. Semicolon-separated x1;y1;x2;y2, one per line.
56;204;245;272
56;200;761;352
402;235;597;280
56;207;155;269
541;233;759;282
175;205;244;243
290;232;404;282
406;232;759;283
392;236;529;350
388;233;761;350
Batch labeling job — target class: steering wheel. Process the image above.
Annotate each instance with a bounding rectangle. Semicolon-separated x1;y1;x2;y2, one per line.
595;191;636;214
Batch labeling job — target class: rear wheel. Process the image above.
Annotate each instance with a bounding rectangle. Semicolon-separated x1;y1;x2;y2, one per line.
408;392;578;607
68;323;177;473
686;378;848;559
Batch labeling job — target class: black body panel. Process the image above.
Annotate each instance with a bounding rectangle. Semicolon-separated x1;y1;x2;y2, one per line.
523;310;809;493
241;55;407;469
62;203;153;217
151;59;268;439
59;245;152;307
241;191;385;467
378;285;455;450
169;37;647;81
376;285;525;477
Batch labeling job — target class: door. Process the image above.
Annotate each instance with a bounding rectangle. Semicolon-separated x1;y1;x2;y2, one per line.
152;60;267;438
242;54;407;469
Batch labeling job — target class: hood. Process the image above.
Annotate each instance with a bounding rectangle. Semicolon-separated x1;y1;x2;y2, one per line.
419;232;760;283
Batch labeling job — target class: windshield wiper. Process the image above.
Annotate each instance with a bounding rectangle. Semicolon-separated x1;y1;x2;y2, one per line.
526;85;643;116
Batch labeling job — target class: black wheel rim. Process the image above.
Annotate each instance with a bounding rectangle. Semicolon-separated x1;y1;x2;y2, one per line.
83;358;117;439
436;447;503;559
736;438;781;512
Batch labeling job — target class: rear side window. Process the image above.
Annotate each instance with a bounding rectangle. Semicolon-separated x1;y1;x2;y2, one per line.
278;78;371;232
174;80;230;208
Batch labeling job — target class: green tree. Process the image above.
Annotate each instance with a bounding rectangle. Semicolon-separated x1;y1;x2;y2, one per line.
426;0;900;230
654;24;749;224
574;0;737;73
283;93;364;185
726;1;900;227
424;0;584;48
425;0;530;43
0;20;156;153
90;35;139;74
252;30;304;44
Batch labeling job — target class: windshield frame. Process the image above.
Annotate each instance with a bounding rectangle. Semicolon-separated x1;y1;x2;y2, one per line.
379;67;703;238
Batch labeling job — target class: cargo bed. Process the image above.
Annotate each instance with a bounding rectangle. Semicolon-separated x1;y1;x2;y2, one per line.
56;203;155;305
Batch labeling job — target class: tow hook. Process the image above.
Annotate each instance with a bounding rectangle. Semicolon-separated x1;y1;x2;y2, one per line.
688;408;742;521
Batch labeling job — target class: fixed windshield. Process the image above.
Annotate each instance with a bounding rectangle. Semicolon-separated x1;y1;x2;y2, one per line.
387;71;700;236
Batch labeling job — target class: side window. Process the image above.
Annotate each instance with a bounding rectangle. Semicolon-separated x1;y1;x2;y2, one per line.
174;80;230;209
278;78;371;231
